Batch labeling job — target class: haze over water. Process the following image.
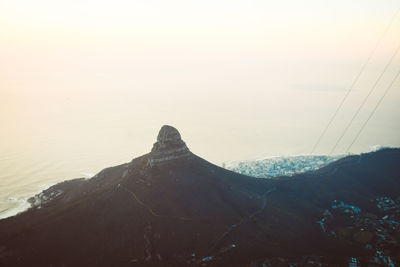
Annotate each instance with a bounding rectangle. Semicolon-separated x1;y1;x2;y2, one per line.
1;0;400;216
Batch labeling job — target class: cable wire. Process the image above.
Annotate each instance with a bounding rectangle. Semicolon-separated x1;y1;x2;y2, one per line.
345;66;400;153
329;43;400;155
310;7;400;154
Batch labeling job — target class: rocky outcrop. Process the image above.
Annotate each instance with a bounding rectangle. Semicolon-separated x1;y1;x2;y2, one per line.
148;125;191;166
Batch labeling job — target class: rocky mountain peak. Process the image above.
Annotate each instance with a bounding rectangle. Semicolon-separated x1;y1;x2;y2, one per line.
156;125;182;143
148;125;191;166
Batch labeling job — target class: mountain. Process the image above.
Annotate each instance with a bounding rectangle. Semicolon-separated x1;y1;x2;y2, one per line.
0;126;399;267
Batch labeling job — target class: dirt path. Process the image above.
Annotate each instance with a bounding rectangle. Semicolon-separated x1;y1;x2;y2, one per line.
119;185;193;221
207;187;277;253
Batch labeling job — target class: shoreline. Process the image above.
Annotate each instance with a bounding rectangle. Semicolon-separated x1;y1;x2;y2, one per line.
0;183;56;220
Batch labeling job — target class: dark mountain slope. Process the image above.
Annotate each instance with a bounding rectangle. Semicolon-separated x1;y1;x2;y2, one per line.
273;148;400;211
0;126;399;266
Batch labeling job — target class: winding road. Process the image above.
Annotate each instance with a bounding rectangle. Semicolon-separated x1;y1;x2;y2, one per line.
207;187;277;253
119;185;193;221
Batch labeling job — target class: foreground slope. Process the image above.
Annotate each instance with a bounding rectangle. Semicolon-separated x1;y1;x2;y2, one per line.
0;126;399;266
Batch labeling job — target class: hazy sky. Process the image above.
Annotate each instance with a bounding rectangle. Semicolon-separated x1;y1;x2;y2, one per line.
1;0;400;165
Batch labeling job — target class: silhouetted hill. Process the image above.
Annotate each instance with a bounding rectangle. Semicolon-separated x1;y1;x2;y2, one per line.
0;126;399;266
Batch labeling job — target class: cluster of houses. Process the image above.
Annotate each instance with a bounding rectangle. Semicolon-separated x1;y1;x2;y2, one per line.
225;155;343;178
331;200;361;214
373;196;400;212
316;197;399;266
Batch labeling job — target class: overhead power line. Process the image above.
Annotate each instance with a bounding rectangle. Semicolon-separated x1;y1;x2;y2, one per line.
329;43;400;155
310;7;400;154
345;66;400;153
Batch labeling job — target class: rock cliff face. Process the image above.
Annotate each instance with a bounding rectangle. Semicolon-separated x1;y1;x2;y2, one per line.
148;125;191;166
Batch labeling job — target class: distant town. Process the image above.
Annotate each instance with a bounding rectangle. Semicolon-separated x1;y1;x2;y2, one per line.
224;155;345;178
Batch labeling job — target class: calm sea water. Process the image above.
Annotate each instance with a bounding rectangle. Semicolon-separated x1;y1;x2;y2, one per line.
0;139;129;219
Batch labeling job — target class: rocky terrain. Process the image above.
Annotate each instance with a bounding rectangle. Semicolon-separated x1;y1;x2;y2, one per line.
0;125;399;267
148;125;191;166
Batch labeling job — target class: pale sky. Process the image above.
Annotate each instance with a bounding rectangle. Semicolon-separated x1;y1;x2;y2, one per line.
1;0;400;165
